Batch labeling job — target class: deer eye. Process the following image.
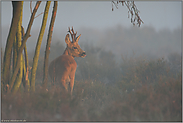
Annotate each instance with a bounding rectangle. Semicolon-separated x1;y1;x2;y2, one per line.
73;47;77;49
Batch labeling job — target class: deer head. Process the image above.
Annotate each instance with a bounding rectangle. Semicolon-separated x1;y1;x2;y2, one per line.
64;27;86;58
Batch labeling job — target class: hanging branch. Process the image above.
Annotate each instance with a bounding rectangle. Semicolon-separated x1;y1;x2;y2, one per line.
112;1;144;27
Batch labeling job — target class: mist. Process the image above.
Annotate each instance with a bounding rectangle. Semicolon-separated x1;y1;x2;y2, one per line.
2;24;181;62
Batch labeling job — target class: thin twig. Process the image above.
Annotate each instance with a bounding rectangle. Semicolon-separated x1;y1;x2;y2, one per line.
112;1;143;27
34;12;43;18
30;1;32;14
112;1;118;9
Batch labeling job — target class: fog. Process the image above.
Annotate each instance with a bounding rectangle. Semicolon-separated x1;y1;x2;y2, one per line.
1;1;181;62
1;25;181;62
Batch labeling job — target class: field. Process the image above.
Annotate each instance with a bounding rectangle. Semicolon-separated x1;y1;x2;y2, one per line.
1;43;182;122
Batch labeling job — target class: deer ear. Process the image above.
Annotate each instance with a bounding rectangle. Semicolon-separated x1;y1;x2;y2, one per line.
65;34;71;44
76;34;81;43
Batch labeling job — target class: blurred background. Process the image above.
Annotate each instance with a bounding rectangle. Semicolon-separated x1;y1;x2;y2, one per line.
1;1;181;58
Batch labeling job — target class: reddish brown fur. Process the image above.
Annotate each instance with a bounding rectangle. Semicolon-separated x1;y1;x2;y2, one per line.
48;27;86;95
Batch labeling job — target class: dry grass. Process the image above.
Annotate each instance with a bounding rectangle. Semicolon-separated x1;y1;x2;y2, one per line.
2;76;181;122
2;55;182;122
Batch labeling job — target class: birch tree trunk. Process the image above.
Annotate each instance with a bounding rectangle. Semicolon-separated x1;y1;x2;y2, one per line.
12;3;24;93
9;1;41;92
42;1;58;89
30;1;51;92
2;1;22;92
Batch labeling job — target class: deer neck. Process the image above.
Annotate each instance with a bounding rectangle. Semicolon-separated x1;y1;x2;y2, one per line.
63;48;75;59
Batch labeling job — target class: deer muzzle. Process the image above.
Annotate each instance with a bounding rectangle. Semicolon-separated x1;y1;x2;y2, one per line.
81;51;86;58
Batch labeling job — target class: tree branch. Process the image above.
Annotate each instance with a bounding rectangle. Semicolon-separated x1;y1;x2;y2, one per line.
112;1;144;27
30;1;32;14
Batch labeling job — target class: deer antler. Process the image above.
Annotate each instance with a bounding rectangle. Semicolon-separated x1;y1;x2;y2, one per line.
68;27;77;42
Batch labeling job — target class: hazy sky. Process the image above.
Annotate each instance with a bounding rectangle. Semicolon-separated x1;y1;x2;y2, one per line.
1;1;182;32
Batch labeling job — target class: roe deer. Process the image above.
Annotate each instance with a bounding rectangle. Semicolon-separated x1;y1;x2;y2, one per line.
48;27;86;96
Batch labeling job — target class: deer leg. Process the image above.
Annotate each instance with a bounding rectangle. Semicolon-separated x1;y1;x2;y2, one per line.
61;79;68;92
60;67;71;92
70;68;76;96
61;74;69;92
70;77;74;96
